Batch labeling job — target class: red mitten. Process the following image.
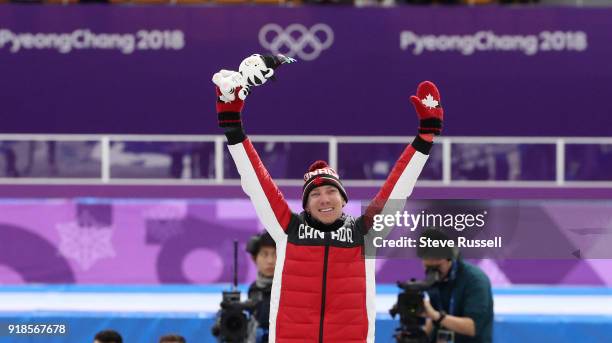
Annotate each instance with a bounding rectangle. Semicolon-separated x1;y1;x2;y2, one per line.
216;86;245;129
410;81;444;135
213;69;247;129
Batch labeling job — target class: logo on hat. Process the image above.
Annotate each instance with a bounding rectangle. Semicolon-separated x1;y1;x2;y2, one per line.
259;23;334;61
303;167;340;181
302;160;348;209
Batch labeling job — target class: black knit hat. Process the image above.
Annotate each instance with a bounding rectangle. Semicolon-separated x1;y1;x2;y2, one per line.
302;160;348;209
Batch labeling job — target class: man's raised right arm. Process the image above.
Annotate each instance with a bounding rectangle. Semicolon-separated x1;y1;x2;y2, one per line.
213;70;292;241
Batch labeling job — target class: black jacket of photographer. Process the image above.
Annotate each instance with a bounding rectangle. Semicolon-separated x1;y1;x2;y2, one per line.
247;280;271;343
428;258;493;343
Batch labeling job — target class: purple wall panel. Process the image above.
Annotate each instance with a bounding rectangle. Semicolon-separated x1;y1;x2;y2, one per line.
0;6;611;136
1;197;611;286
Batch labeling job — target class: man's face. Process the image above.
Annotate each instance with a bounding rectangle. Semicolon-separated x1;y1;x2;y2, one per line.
305;185;345;224
422;258;453;279
254;246;276;278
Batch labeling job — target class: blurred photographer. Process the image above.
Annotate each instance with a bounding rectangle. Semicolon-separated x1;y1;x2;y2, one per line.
245;232;276;343
417;229;493;343
212;232;275;343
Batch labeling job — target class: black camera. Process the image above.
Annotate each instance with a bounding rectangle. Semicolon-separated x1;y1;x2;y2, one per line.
211;241;259;343
212;290;257;343
389;267;441;343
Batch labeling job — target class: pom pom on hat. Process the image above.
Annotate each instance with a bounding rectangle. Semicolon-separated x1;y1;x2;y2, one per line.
308;160;329;172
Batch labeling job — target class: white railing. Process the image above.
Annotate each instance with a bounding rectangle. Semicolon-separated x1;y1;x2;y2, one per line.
0;134;611;188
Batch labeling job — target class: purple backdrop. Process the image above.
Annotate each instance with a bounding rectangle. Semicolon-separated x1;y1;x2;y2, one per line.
1;197;611;286
0;6;611;136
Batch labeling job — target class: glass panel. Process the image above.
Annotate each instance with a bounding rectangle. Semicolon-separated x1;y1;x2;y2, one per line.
224;142;329;180
338;143;443;180
0;140;100;178
565;144;612;181
110;141;215;179
451;144;556;181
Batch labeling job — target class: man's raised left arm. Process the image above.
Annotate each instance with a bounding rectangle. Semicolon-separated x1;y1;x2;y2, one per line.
363;81;444;231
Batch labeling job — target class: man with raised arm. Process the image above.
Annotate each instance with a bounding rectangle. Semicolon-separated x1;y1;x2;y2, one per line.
213;69;443;343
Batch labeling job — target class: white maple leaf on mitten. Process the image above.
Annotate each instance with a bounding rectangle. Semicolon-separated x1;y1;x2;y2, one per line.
212;69;247;103
421;94;439;109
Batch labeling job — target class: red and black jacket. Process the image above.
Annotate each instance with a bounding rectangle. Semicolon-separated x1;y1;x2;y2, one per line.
226;129;432;343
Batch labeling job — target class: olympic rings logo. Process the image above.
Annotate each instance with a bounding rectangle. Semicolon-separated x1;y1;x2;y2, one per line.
259;23;334;61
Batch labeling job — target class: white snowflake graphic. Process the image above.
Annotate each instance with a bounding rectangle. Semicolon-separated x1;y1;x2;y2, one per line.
421;94;439;109
56;222;116;271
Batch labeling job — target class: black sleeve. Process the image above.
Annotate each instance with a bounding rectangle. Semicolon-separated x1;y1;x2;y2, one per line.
411;135;433;155
224;127;247;145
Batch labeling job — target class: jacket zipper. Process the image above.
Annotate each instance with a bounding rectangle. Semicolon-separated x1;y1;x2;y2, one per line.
318;235;331;343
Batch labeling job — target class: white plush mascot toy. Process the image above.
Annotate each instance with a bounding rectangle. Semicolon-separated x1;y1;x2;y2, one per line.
212;53;296;103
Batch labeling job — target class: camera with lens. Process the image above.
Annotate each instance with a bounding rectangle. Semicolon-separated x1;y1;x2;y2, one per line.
211;290;257;343
212;240;261;343
389;267;441;343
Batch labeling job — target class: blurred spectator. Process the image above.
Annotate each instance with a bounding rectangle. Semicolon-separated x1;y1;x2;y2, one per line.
259;142;291;179
159;334;186;343
0;142;19;177
394;0;538;3
93;330;123;343
450;144;553;181
303;0;353;4
0;141;59;178
107;142;215;179
566;144;612;181
400;0;461;3
518;144;555;181
46;141;59;176
166;142;213;179
499;0;539;3
452;145;494;180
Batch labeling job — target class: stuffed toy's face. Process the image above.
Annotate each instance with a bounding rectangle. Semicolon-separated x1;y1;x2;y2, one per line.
239;54;274;87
